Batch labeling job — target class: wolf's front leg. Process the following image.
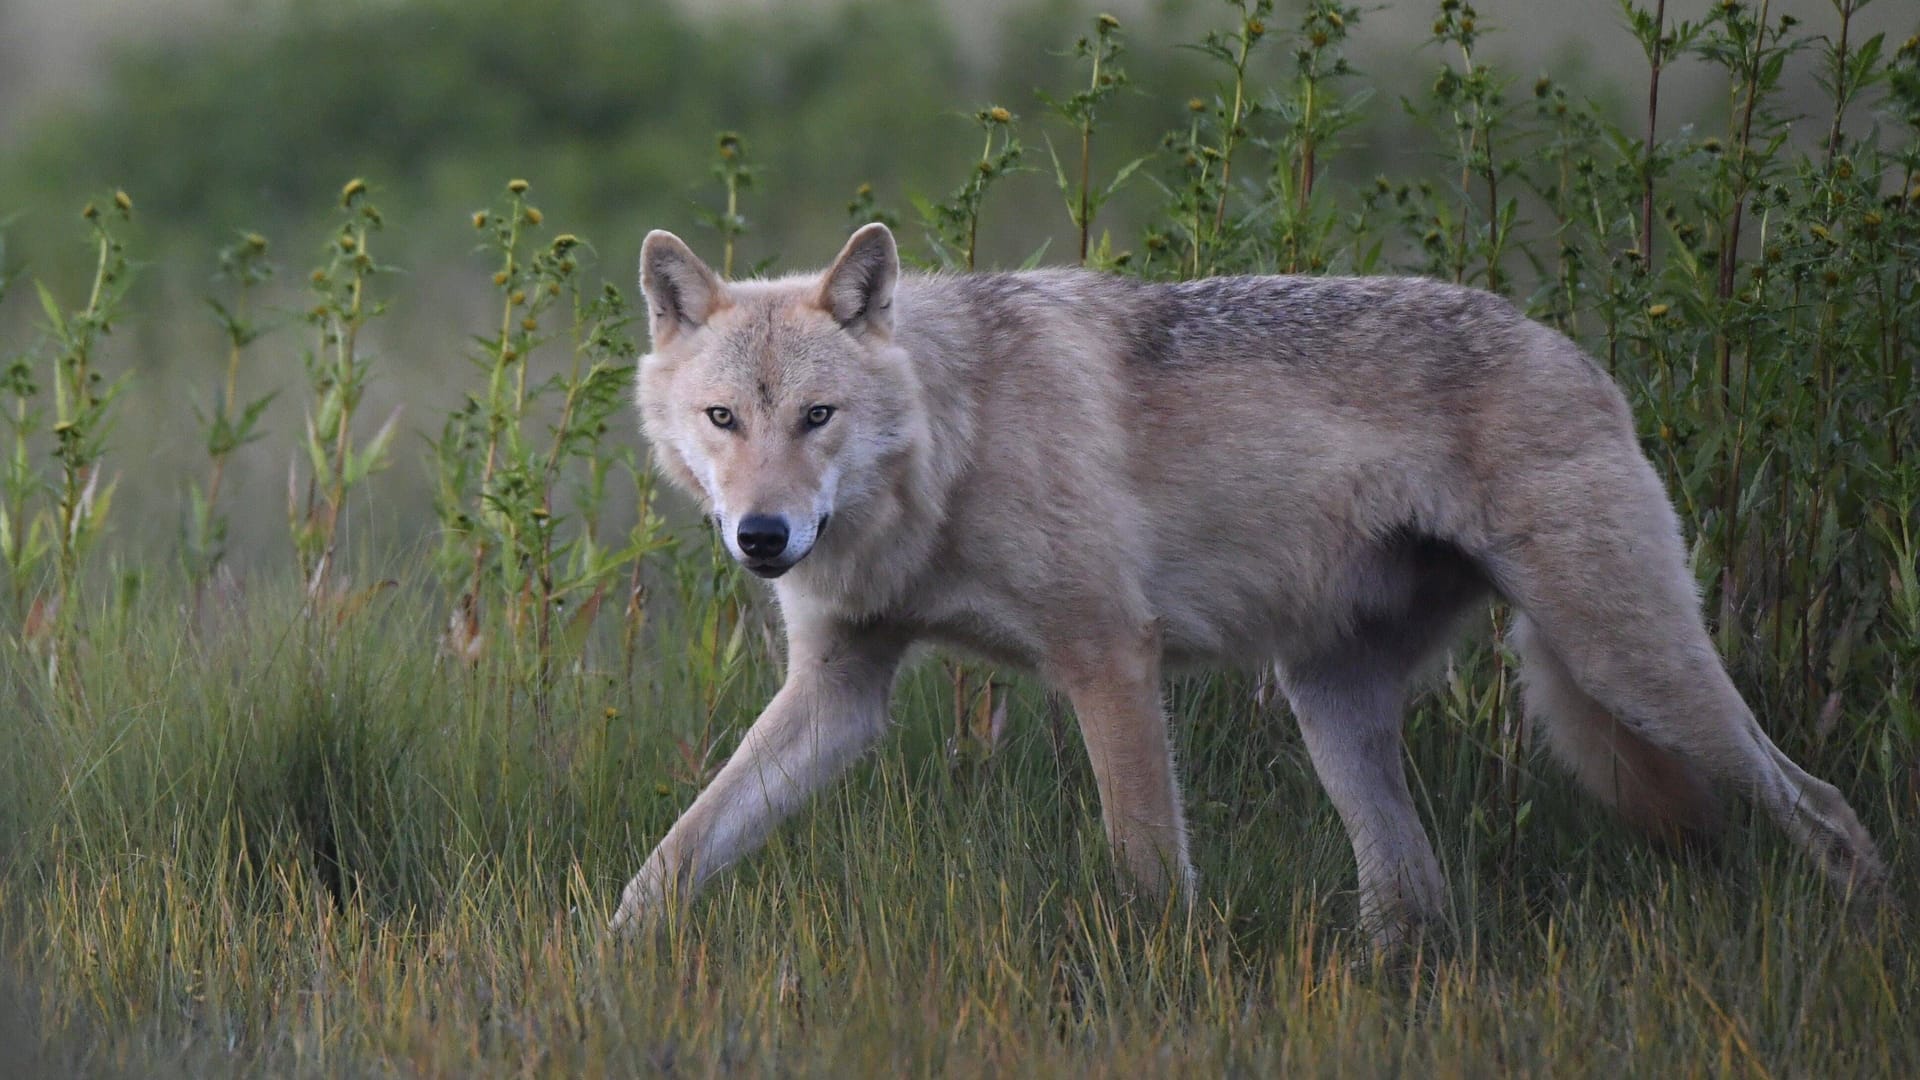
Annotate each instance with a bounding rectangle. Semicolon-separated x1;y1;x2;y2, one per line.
1049;623;1196;902
610;621;903;933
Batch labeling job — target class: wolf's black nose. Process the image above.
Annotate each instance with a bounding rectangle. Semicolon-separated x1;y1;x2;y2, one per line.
736;515;789;560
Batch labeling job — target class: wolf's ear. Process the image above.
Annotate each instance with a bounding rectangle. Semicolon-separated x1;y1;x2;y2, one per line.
639;230;726;346
817;223;898;337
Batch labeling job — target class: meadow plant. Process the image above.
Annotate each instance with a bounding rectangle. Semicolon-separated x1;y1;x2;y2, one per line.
436;180;657;710
0;195;135;680
188;230;276;605
1265;0;1368;273
289;179;400;606
918;104;1025;270
1041;13;1147;267
700;132;760;280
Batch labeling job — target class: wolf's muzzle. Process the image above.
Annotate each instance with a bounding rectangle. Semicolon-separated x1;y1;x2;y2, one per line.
734;513;829;579
736;514;789;560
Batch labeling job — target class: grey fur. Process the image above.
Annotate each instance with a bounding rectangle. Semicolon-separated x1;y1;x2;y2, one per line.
614;224;1887;949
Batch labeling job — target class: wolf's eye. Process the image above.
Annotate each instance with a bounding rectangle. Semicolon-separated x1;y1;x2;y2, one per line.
705;407;735;429
805;405;835;429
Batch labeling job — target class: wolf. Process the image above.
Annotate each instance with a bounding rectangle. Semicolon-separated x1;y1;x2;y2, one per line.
613;222;1886;948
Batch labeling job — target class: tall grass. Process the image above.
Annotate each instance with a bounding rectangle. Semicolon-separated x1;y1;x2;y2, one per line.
1;1;1916;1073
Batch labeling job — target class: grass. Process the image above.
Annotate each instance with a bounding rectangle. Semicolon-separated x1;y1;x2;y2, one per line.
0;577;1913;1075
1;0;1917;1073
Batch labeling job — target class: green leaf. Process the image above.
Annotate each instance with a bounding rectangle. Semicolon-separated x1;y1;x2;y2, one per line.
35;281;66;339
1099;154;1153;202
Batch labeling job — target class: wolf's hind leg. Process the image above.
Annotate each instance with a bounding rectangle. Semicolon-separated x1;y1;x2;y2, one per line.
1050;623;1195;904
1282;665;1444;951
1491;452;1885;900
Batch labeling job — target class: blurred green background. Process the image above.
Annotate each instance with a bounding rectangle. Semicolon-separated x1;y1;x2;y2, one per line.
0;0;1910;566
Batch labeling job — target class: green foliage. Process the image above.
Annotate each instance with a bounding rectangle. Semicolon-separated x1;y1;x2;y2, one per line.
700;133;762;280
1158;0;1275;276
188;230;277;595
290;181;398;597
1265;0;1370;273
0;195;135;676
434;179;659;707
1040;13;1147;267
916;105;1026;270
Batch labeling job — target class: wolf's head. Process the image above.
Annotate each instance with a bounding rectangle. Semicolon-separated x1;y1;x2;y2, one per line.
635;224;926;582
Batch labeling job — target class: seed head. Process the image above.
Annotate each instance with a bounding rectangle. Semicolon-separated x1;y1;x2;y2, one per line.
524;207;543;226
113;190;133;215
510;290;527;306
988;106;1012;124
340;178;367;207
245;232;268;251
552;233;579;251
338;233;357;252
82;202;100;221
472;211;489;230
492;270;510;286
508;179;530;194
1188;97;1207;113
1646;303;1669;318
522;317;538;332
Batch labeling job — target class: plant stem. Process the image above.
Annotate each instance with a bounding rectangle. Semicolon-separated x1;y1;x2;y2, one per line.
1640;0;1667;265
1077;45;1101;265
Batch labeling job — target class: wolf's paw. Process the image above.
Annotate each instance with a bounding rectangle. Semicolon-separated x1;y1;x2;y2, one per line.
608;866;666;937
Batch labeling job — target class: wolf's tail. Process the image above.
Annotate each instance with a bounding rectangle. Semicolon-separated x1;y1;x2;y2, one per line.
1509;614;1723;845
